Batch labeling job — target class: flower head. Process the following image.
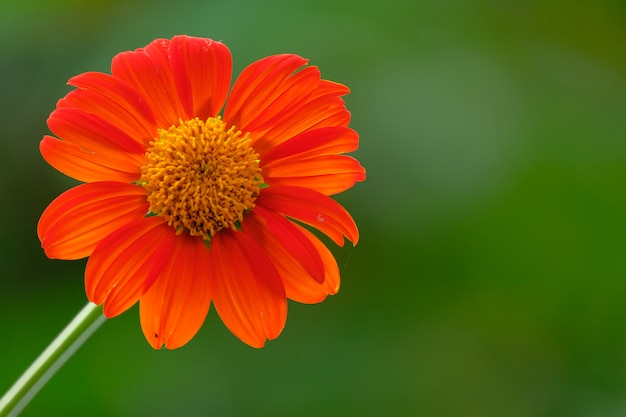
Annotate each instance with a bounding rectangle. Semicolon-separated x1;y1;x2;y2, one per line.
38;35;365;349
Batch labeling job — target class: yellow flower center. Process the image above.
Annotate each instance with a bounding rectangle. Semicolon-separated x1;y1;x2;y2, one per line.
140;117;263;240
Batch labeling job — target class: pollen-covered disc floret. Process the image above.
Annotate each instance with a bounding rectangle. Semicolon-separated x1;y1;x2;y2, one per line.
140;116;263;240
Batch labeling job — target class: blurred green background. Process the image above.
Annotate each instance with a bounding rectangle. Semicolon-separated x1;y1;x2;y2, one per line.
1;0;626;416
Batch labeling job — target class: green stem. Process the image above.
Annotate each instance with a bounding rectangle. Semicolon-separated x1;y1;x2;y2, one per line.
0;302;105;417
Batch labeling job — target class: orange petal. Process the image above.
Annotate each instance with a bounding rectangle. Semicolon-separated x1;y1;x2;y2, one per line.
44;106;146;183
62;71;157;147
168;35;232;120
243;211;332;304
224;54;308;130
234;66;320;132
47;107;145;158
248;83;352;153
111;38;185;128
85;217;175;318
256;185;359;246
248;207;324;283
260;126;359;164
224;54;353;153
263;155;366;195
208;229;287;348
139;234;212;349
38;182;149;260
40;135;143;183
293;223;341;299
255;95;351;152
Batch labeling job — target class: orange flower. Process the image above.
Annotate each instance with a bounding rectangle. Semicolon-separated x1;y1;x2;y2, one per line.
37;35;365;349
